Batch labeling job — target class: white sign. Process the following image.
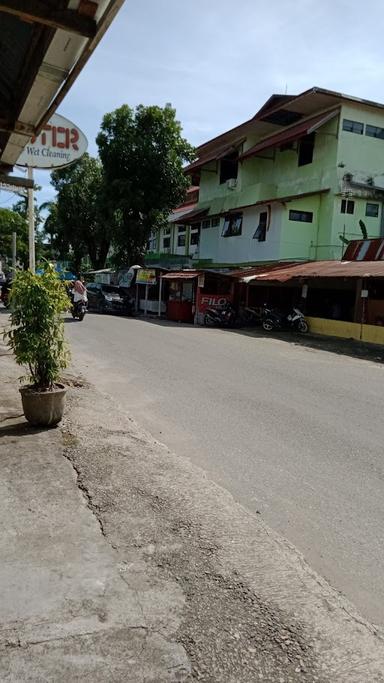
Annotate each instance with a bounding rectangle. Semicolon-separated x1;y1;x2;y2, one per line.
17;113;88;169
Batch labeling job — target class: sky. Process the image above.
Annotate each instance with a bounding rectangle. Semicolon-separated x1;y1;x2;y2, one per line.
2;0;384;210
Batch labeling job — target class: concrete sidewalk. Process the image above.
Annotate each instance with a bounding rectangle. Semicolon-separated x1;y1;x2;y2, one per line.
1;326;384;681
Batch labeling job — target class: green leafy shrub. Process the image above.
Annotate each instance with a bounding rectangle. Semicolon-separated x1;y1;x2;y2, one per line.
5;264;70;389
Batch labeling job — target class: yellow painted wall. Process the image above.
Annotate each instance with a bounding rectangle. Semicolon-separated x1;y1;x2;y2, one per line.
306;317;384;345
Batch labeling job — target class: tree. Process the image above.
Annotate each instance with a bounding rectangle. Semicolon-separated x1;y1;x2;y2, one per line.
96;104;195;267
0;207;29;268
50;153;109;272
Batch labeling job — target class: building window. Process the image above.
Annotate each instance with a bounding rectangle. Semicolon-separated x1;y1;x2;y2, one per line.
289;210;313;223
298;133;315;166
178;225;185;233
202;219;211;229
163;227;171;236
222;213;243;237
163;236;170;249
365;124;384;140
211;216;220;227
190;228;200;246
220;152;239;184
147;237;157;251
341;199;355;214
253;211;268;242
366;202;379;217
342;119;364;135
177;234;186;247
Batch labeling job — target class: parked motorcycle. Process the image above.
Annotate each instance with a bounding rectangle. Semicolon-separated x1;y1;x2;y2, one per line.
261;305;309;333
71;299;87;321
204;302;237;327
238;305;262;326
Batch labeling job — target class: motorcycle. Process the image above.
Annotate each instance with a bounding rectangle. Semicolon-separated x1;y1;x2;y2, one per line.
261;305;309;334
238;305;262;326
71;298;87;321
204;301;237;327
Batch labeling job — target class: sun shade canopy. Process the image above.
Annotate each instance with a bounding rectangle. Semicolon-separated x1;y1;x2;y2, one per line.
239;109;340;160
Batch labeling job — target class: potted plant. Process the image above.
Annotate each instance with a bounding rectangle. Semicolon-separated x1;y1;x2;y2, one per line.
5;263;70;427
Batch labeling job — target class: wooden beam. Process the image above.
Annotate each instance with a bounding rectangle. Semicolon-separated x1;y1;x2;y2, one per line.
0;118;34;137
0;0;97;38
0;173;34;189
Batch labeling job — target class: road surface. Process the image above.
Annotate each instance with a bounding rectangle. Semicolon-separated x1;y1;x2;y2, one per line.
66;314;384;628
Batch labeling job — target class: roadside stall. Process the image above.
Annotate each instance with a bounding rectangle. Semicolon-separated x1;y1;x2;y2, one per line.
160;271;199;323
136;268;167;315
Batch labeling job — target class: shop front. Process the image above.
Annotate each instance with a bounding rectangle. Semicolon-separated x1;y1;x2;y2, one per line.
195;271;236;324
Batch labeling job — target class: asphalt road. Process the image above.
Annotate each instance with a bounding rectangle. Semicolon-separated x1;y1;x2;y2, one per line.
66;313;384;628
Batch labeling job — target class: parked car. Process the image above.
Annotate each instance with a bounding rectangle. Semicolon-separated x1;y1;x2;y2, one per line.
86;283;134;315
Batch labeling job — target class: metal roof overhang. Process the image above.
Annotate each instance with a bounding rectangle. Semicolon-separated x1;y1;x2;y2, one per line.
170;207;209;224
184;140;245;175
0;0;125;175
240;109;340;161
240;260;384;284
161;271;199;280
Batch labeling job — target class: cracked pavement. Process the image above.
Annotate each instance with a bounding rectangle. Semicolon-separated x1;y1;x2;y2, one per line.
1;322;384;680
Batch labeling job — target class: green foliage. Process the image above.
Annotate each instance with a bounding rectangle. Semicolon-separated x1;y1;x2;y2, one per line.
97;104;195;267
0;207;28;266
49;153;109;271
0;197;46;268
5;264;70;389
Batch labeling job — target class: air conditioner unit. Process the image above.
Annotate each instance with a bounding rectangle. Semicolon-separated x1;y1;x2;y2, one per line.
226;178;237;190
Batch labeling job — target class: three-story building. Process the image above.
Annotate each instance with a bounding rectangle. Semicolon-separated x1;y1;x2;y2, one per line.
149;87;384;269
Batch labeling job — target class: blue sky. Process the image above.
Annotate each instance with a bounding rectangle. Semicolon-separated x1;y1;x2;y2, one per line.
2;0;384;210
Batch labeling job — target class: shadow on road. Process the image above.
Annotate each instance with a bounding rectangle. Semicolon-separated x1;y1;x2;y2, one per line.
125;315;384;364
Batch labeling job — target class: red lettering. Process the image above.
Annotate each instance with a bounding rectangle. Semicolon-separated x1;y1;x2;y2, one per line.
71;128;79;151
57;126;66;149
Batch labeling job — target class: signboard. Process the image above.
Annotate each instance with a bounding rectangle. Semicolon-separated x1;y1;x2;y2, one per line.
136;269;157;285
17;113;88;169
198;293;231;313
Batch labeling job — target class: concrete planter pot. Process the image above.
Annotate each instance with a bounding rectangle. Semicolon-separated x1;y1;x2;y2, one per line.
20;384;67;427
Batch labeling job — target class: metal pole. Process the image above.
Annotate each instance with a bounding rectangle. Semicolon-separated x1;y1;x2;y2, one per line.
158;276;163;317
11;231;16;269
27;166;35;272
144;283;148;316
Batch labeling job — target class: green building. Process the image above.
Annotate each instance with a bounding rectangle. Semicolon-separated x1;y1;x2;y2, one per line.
147;87;384;269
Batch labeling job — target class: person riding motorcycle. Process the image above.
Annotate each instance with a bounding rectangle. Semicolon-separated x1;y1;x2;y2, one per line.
71;276;87;305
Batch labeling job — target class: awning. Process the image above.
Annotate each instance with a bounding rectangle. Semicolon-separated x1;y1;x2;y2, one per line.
170;207;209;224
238;260;384;284
184;138;245;174
161;272;199;280
240;109;340;161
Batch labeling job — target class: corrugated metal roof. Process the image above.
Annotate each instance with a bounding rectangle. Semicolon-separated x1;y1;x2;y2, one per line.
237;260;384;283
240;109;340;160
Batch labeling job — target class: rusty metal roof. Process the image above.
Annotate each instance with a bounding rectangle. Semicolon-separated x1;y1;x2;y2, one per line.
236;260;384;283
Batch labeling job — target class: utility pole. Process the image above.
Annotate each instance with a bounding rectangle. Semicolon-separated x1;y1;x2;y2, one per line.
12;231;16;269
27;166;35;273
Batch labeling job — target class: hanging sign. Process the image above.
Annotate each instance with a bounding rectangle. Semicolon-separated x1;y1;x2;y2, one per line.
16;113;88;169
136;269;157;285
